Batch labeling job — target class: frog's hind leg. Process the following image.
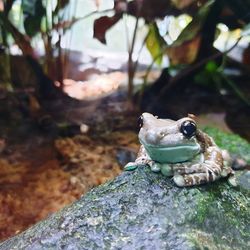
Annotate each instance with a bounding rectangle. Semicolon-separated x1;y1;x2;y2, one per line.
174;146;225;187
174;172;218;187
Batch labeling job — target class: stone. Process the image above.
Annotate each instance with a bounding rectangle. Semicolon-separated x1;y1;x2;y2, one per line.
0;128;249;250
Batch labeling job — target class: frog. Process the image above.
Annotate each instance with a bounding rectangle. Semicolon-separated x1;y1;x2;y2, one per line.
124;112;234;187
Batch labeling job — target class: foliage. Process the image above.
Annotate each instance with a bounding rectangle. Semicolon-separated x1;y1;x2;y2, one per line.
1;0;250;105
146;23;165;65
204;126;250;163
22;0;46;37
93;0;250;104
195;60;250;105
0;0;71;83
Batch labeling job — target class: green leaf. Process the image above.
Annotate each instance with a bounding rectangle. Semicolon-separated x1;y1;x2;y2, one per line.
205;61;218;73
22;0;46;37
172;0;214;46
242;23;250;36
0;12;35;57
146;23;166;65
194;70;212;86
22;0;37;16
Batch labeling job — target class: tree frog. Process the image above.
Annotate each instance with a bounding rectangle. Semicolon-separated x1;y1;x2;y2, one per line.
124;113;234;187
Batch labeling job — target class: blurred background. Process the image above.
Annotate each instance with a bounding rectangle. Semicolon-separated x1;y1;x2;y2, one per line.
0;0;250;241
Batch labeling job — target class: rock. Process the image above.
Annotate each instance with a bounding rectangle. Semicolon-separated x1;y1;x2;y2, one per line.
1;169;249;250
232;158;248;170
80;124;89;134
0;129;249;250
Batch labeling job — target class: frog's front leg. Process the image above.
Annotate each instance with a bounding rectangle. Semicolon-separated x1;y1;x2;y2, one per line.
173;146;229;187
124;146;155;171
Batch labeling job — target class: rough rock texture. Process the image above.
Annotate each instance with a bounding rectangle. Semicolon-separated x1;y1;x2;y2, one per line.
0;129;249;250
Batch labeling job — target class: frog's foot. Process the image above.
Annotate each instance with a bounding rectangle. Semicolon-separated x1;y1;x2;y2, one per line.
173;174;185;187
148;161;161;173
161;164;174;177
124;162;139;171
222;149;233;167
227;174;237;187
221;167;233;177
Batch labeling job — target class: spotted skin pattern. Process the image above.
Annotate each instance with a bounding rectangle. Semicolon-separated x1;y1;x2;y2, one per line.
124;113;234;187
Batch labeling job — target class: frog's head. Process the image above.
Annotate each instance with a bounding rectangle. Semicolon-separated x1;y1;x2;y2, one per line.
138;113;200;163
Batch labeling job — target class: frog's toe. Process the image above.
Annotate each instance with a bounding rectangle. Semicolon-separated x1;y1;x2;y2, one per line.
161;164;173;176
173;175;185;187
124;162;138;171
150;162;161;173
228;175;238;187
221;167;233;177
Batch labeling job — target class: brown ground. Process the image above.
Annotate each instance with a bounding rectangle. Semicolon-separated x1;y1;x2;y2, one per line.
0;130;139;242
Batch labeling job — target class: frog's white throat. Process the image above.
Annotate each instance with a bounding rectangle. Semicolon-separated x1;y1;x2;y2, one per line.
141;140;201;163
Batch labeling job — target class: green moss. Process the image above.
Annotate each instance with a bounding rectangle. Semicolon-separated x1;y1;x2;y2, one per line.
189;181;250;248
187;230;231;250
204;127;250;163
195;190;216;224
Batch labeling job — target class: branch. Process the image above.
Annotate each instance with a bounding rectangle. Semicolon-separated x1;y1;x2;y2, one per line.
160;36;243;95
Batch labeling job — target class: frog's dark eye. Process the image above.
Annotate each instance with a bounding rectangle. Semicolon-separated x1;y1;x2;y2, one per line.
180;120;196;138
138;115;144;128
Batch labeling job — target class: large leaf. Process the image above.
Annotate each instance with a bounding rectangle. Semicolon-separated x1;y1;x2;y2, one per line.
146;23;166;65
93;14;122;44
166;0;214;64
173;0;214;46
22;0;46;37
166;35;201;65
242;23;250;36
54;0;70;16
0;12;35;57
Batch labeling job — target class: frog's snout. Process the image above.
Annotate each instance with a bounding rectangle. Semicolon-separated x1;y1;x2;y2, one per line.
145;131;166;144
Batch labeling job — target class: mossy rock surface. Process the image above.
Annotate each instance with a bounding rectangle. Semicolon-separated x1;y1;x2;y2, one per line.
0;129;249;250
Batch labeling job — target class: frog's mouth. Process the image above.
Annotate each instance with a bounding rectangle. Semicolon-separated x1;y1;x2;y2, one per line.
140;140;200;163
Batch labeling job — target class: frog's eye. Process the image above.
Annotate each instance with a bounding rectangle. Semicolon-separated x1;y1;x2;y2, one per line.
138;115;144;128
180;121;196;138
